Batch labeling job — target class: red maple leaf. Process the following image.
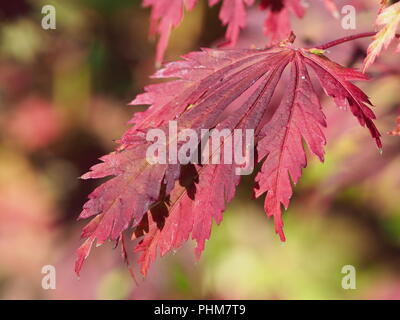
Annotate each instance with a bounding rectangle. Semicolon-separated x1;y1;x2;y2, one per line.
76;38;380;276
210;0;255;46
144;0;338;64
143;0;198;66
144;0;254;65
260;0;305;45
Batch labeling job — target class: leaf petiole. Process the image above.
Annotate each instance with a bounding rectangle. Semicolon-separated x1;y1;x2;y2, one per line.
313;32;400;50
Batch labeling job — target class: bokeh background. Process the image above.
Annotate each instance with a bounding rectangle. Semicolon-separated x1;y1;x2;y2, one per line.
0;0;399;299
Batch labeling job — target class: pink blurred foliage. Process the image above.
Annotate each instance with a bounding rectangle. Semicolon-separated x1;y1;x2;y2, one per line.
365;280;400;300
7;96;64;151
388;111;400;136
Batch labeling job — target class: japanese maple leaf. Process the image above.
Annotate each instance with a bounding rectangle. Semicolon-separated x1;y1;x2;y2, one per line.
76;39;380;276
363;1;400;72
144;0;199;66
260;0;305;45
210;0;255;46
144;0;338;64
144;0;253;65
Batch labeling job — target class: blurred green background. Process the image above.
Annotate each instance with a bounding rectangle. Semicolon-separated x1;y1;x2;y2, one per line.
0;0;399;299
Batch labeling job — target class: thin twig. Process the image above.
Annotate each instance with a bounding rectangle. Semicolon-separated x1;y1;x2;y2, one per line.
313;32;400;50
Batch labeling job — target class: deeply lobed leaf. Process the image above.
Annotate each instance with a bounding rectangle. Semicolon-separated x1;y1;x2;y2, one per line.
144;0;338;64
76;43;380;276
363;2;400;72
